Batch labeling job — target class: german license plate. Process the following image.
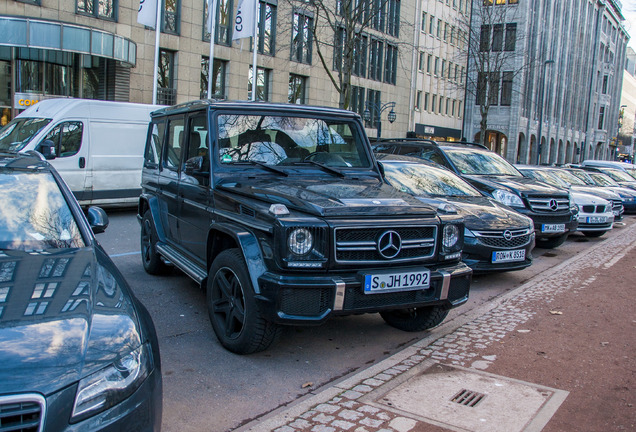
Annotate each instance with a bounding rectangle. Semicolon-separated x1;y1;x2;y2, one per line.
586;216;607;224
363;270;430;294
492;249;525;263
541;223;565;233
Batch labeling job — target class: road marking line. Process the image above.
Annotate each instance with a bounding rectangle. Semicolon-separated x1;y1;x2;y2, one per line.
110;251;139;258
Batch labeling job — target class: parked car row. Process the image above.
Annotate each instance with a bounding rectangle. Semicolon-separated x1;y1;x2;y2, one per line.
2;99;635;431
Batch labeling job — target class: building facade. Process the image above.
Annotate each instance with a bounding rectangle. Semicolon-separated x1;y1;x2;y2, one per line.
408;0;471;141
463;0;630;164
0;0;416;139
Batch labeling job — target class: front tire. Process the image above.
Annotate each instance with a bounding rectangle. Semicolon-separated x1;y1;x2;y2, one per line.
380;306;449;332
140;210;169;275
207;249;281;354
536;233;568;249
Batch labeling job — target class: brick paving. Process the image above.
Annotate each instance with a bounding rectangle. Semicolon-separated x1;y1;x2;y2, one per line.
239;222;636;432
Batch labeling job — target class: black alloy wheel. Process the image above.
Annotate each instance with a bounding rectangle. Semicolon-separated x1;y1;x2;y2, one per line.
141;210;169;274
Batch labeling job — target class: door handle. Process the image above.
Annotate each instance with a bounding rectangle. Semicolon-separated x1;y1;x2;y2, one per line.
79;157;86;169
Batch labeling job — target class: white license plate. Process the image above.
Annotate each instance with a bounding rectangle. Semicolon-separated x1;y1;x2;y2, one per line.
363;270;430;294
586;216;607;224
492;249;526;263
541;223;565;233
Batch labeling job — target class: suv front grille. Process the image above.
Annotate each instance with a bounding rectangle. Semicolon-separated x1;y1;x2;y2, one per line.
611;200;623;212
526;196;570;212
473;228;532;249
0;395;44;432
334;225;437;264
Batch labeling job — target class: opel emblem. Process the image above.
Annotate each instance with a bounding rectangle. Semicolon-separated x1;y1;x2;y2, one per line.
377;230;402;259
503;230;513;241
549;199;559;211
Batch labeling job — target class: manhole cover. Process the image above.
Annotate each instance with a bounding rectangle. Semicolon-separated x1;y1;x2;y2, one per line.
360;363;568;432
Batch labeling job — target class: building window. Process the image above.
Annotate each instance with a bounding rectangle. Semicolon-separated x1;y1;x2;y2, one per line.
492;24;503;51
450;25;455;45
76;0;116;20
444;23;449;42
369;38;383;81
429;15;435;34
248;67;270;101
291;11;313;64
431;95;437;113
351;85;365;116
386;0;400;37
480;25;491;51
445;98;450;115
257;1;276;55
476;72;487;105
489;72;500;106
441;59;446;78
333;27;345;71
16;0;40;4
601;75;608;94
436;18;442;38
384;44;397;85
415;91;422;110
353;34;368;77
157;49;177;105
434;57;439;76
439;96;444;114
598;106;605;130
504;23;517;51
371;0;386;32
501;71;513;106
200;57;226;99
421;12;427;32
163;0;180;35
427;54;432;74
203;0;233;45
452;100;456;116
288;74;307;104
418;52;425;72
424;92;429;111
366;89;381;127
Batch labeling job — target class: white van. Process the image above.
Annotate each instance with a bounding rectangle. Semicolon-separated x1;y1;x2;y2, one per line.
0;98;165;207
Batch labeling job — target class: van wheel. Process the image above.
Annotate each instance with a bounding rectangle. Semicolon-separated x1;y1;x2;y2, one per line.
380;306;449;332
582;230;606;238
536;233;568;249
141;210;168;275
207;249;282;354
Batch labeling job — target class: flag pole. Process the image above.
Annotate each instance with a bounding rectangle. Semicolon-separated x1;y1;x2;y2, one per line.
207;0;218;99
250;0;258;101
151;0;162;105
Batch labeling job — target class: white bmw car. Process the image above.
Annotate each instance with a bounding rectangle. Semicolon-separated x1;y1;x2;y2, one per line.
571;191;614;237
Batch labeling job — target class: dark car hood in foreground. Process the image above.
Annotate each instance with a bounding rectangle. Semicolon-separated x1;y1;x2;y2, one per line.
0;247;142;396
463;174;568;197
217;176;438;217
414;196;532;230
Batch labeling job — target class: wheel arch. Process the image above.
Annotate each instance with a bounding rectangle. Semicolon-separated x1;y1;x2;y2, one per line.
138;195;167;242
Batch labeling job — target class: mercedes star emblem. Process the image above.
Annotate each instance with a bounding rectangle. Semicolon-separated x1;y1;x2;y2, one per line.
549;199;559;211
377;230;402;259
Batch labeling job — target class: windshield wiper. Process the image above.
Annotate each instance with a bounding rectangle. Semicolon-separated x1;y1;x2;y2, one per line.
294;160;345;178
230;160;288;176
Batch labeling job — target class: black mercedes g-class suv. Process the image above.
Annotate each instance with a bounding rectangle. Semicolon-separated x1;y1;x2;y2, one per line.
139;101;472;354
373;139;578;249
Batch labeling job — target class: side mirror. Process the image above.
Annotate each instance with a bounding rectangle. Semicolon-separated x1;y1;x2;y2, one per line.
36;140;56;160
185;156;205;174
86;206;109;234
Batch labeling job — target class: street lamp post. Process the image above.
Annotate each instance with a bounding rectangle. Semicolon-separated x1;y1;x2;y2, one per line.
363;101;397;141
536;59;554;165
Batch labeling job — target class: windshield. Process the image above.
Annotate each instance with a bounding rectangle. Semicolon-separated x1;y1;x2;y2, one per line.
520;168;568;188
550;169;587;186
382;161;482;197
566;170;594;185
216;114;370;168
0;118;52;152
0;170;84;250
602;168;635;182
589;172;619;186
444;148;520;176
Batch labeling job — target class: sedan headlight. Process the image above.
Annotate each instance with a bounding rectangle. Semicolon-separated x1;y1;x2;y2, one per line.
71;343;151;423
288;228;313;255
492;189;525;208
443;224;460;248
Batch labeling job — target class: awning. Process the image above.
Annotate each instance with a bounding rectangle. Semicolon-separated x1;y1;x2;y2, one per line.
0;15;136;66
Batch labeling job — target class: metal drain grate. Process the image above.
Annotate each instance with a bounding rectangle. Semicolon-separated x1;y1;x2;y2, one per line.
451;389;486;407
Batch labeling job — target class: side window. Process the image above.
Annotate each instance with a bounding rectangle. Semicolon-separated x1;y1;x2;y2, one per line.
420;149;445;166
144;120;166;167
184;113;209;162
164;117;185;171
43;121;83;158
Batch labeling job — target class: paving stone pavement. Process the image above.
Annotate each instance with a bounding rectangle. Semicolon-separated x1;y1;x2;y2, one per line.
238;222;636;432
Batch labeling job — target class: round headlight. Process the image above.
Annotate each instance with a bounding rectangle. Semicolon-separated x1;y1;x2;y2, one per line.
443;225;460;248
288;228;313;255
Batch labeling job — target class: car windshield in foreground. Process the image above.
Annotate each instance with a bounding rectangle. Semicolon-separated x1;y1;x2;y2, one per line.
444;148;520;176
0;170;85;250
520;168;568;189
216;114;370;168
382;161;482;197
0;118;52;152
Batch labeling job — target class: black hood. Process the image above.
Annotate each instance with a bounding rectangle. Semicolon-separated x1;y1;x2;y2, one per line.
463;174;568;197
414;196;533;230
217;176;438;217
0;247;142;396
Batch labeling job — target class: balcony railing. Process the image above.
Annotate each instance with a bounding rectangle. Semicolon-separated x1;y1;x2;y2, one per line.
157;87;176;105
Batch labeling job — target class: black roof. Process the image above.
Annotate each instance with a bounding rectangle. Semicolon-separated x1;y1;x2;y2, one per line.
0;151;49;170
150;99;361;119
372;138;488;150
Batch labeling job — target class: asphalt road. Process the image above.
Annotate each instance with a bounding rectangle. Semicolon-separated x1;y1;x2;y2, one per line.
96;210;633;432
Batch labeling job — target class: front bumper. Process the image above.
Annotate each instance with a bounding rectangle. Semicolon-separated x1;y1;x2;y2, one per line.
462;243;534;274
577;213;614;232
517;210;578;239
255;262;472;325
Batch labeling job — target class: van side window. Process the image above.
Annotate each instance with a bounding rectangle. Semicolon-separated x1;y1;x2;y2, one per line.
164;117;185;171
145;121;166;167
43;121;83;158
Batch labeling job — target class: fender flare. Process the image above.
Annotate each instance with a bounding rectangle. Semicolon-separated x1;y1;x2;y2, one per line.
138;194;167;243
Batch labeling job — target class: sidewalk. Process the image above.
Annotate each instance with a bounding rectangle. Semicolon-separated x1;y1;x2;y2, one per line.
237;222;636;432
